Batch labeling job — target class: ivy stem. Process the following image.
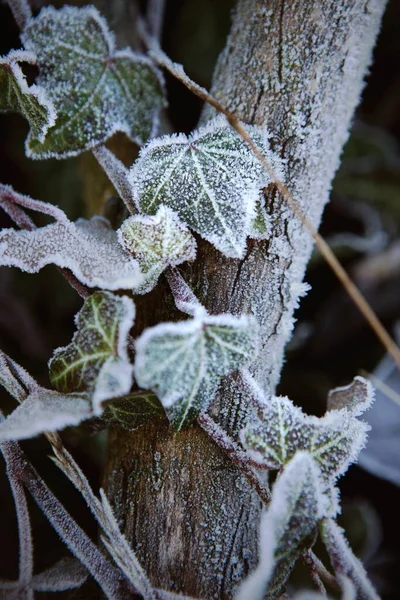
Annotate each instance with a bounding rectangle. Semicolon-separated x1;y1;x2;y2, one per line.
306;550;341;592
302;550;328;596
0;183;90;299
198;413;271;504
147;43;400;372
6;0;31;30
92;146;138;215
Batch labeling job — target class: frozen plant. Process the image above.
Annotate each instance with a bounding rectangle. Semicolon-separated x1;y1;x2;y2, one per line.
0;0;390;598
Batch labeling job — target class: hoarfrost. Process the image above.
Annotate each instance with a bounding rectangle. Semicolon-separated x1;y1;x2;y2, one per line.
21;5;165;158
327;376;374;416
134;312;259;430
0;216;144;292
129;114;283;258
49;291;135;415
320;518;380;600
236;452;322;600
0;50;56;143
119;206;197;294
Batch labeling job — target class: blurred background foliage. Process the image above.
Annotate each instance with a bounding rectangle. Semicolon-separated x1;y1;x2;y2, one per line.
0;0;399;597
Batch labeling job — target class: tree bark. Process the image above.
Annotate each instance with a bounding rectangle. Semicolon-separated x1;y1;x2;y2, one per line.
104;1;387;598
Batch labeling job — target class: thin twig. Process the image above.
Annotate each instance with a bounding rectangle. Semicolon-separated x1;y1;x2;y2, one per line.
148;44;400;372
360;369;400;408
146;0;166;44
308;550;341;591
198;413;271;504
7;0;31;30
302;550;328;596
92;146;137;215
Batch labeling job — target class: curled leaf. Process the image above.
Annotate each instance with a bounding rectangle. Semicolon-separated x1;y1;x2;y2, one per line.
129;115;281;258
118;206;197;294
49;292;135;414
0;50;56;144
0;216;144;292
134;313;259;430
22;5;165;158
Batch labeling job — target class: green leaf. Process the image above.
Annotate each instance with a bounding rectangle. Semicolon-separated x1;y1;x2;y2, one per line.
237;453;322;600
118;206;197;294
0;50;56;143
134;313;259;430
22;5;165;158
49;291;135;414
103;391;164;431
129;115;282;258
242;394;370;515
248;193;271;240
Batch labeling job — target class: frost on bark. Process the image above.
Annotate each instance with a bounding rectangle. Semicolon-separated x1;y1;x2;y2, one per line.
104;1;387;598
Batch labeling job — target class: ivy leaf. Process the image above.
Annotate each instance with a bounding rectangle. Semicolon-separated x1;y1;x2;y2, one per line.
118;206;197;294
22;5;165;158
0;216;144;292
49;292;135;414
0;349;92;441
248;192;271;240
236;453;322;600
241;394;370;509
327;376;374;416
0;50;56;144
134;313;259;430
129;115;281;258
102;391;164;431
320;518;380;600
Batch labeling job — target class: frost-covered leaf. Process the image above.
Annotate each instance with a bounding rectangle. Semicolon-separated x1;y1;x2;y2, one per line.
129;115;281;258
242;395;370;491
31;557;88;592
248;192;271;240
0;50;56;143
0;216;144;291
320;518;380;600
21;5;165;158
236;453;322;600
103;391;164;431
327;376;374;416
0;388;91;441
134;313;259;430
49;292;135;415
118;206;197;294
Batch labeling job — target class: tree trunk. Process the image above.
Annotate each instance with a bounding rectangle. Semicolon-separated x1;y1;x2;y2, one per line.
104;1;387;598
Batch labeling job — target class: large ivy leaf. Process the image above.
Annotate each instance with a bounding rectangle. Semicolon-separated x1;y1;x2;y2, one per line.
118;206;197;294
134;313;259;430
0;50;56;144
0;216;144;292
102;392;164;432
236;453;322;600
129;115;281;258
242;395;370;489
49;292;135;414
21;5;165;158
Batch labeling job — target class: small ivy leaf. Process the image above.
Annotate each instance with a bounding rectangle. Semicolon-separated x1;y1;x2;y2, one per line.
320;518;380;600
248;192;271;240
327;376;374;416
21;5;165;158
103;392;164;432
236;452;322;600
0;50;56;144
134;313;259;430
118;206;197;294
129;115;282;258
49;292;135;415
0;216;144;292
241;395;370;500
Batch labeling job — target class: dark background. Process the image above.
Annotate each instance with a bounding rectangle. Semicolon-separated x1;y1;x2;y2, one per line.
0;0;399;597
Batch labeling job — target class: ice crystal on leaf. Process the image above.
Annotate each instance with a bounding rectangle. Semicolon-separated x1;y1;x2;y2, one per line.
134;313;259;430
236;453;322;600
118;206;197;294
49;292;135;414
21;5;165;158
0;50;56;144
320;518;380;600
129;115;281;258
0;350;92;441
0;216;144;291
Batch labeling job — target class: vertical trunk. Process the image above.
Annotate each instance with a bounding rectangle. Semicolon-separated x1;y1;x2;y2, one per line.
104;1;387;598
